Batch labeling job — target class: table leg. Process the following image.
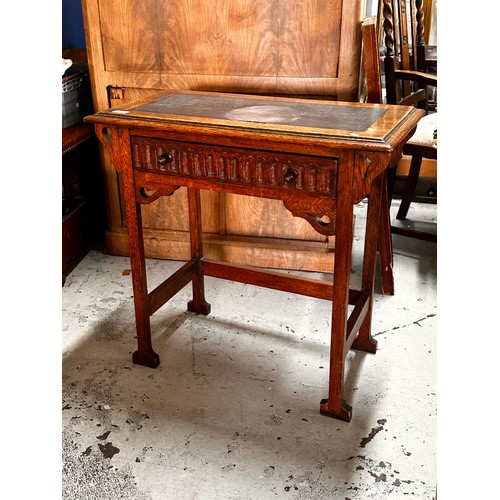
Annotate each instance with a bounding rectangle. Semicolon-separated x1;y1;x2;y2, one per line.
320;152;355;422
186;188;211;315
118;131;160;368
353;172;384;353
124;199;160;368
128;205;160;367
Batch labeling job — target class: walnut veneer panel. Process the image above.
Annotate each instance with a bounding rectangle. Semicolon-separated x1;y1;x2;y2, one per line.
99;0;161;74
159;0;341;80
160;0;277;77
84;0;364;100
279;0;342;79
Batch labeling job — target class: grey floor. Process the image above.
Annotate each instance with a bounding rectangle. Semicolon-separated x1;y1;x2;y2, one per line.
62;201;437;499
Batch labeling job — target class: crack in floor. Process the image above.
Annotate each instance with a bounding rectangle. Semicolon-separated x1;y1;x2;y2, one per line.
374;313;436;336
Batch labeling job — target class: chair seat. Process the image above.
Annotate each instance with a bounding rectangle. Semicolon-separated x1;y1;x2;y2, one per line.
407;112;437;148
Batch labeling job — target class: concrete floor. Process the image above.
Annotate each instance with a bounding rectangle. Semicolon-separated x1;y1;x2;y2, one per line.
62;201;437;499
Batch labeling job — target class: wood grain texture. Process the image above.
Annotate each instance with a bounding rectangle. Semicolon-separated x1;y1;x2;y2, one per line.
99;0;161;73
140;188;221;233
279;0;342;79
224;195;325;242
160;0;278;77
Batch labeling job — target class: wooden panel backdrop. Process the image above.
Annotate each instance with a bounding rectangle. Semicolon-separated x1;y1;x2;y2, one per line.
82;0;366;271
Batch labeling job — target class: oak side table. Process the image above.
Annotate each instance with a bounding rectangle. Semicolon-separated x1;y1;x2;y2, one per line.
86;91;423;421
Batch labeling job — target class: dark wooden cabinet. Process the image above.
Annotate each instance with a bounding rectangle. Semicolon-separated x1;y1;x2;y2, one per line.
62;124;105;283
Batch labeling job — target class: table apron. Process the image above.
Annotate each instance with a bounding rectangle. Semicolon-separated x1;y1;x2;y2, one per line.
131;135;339;198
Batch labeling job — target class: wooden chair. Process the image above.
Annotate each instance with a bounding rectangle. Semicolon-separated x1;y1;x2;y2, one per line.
367;1;438;242
360;16;395;295
361;9;436;293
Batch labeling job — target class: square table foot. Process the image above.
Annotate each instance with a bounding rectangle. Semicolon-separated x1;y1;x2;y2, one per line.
320;398;352;422
352;335;378;354
187;299;211;316
132;349;160;368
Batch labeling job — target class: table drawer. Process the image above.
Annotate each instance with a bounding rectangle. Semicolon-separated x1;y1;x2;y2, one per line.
131;137;338;196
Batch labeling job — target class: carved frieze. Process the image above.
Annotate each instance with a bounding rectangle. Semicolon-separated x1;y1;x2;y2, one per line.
131;137;338;197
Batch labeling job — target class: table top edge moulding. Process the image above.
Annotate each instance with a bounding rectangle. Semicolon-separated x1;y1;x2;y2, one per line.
85;91;423;152
84;91;424;422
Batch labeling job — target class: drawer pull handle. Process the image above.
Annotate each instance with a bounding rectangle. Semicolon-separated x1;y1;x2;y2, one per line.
283;168;298;184
158;153;173;166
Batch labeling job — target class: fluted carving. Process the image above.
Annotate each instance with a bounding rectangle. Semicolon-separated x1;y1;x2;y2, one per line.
131;137;338;197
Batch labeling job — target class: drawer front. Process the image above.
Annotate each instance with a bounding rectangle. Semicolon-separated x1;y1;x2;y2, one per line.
131;137;338;196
